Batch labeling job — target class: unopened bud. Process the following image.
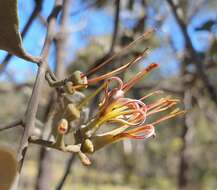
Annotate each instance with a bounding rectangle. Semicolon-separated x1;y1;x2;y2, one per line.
81;139;94;153
78;152;91;166
57;119;68;135
72;71;88;86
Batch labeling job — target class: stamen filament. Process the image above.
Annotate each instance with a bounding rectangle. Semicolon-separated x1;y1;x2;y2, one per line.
150;110;186;126
123;63;159;92
83;29;154;77
87;48;149;84
140;90;164;101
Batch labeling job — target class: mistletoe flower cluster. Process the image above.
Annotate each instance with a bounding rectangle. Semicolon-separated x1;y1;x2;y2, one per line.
80;63;185;153
40;31;185;165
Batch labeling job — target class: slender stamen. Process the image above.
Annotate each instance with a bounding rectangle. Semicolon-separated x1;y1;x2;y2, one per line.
109;118;143;126
123;63;159;92
77;82;107;110
140;90;164;101
146;102;177;116
87;48;149;84
150;110;186;126
83;29;154;77
147;96;179;111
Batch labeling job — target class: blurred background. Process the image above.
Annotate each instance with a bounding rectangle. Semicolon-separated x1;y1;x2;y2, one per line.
0;0;217;189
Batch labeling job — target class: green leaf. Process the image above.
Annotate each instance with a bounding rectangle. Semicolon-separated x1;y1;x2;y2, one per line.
0;148;17;190
195;20;216;31
0;0;32;60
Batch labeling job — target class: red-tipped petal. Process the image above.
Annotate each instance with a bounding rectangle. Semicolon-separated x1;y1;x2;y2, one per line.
114;125;155;140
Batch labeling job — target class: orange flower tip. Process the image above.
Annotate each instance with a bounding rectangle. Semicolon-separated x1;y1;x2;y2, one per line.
146;63;159;72
170;109;186;118
170;108;182;114
58;124;68;135
178;110;187;115
142;28;155;37
57;119;68;135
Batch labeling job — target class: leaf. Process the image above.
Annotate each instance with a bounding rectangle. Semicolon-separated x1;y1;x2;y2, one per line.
195;19;216;31
0;147;17;190
0;0;33;60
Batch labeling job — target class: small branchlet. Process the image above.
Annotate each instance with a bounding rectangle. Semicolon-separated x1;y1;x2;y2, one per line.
29;118;91;166
45;70;88;92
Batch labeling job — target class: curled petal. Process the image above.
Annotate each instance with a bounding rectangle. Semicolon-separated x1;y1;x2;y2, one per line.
114;125;155;140
109;118;144;126
99;77;124;113
106;77;124;90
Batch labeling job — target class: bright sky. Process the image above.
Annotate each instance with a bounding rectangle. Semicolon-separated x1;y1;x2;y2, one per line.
0;0;216;83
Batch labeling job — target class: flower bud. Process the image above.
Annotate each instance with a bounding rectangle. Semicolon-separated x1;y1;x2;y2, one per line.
57;119;68;135
81;139;94;153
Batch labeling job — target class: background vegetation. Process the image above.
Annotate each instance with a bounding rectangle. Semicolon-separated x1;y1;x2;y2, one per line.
0;0;217;190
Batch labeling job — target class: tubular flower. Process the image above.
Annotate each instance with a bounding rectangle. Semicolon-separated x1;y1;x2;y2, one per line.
83;63;158;136
87;94;185;152
80;64;185;153
99;63;158;114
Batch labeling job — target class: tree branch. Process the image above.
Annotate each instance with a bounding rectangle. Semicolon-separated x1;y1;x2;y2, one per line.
109;0;120;53
56;155;76;190
36;1;71;189
0;119;23;132
70;0;98;17
166;0;217;107
15;0;63;179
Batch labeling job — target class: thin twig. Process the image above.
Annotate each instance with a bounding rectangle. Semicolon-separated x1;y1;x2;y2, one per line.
133;0;147;33
166;0;217;107
56;155;76;190
70;0;98;16
16;0;63;175
35;100;59;190
109;0;121;53
36;1;71;189
0;119;23;132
